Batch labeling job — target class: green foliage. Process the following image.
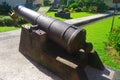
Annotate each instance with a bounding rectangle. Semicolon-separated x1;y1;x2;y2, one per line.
69;8;75;13
81;7;89;12
89;1;108;12
44;0;50;6
89;6;97;12
67;0;75;7
75;7;81;12
69;2;78;9
96;2;108;12
108;26;120;54
17;17;27;24
65;0;108;12
0;16;13;26
64;8;69;12
84;2;91;8
61;0;67;6
0;15;27;26
69;2;82;12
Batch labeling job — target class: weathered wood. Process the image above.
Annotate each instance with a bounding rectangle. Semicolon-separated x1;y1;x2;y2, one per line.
19;26;88;80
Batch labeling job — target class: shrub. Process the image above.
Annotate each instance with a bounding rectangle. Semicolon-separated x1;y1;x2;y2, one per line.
108;26;120;55
91;2;108;12
81;7;89;12
89;6;98;12
75;7;81;12
0;16;13;26
67;0;75;7
17;17;27;24
97;2;108;12
0;15;27;26
64;8;69;12
78;2;84;8
84;2;91;8
69;2;78;9
69;8;74;13
44;0;50;6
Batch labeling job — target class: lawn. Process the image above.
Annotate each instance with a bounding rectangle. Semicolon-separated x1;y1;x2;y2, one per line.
85;15;120;69
47;12;95;21
0;26;20;32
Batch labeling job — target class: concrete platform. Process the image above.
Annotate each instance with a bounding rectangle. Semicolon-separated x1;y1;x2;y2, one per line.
0;29;119;80
65;11;113;26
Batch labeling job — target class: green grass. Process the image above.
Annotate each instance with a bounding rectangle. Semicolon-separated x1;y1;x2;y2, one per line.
0;26;20;32
85;15;120;69
47;12;95;21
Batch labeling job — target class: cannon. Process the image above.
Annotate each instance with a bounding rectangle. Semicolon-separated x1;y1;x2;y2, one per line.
14;5;86;53
15;5;104;80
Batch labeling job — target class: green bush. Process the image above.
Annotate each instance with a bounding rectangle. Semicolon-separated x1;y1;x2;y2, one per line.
0;15;27;26
17;17;27;24
67;0;75;7
69;2;78;9
0;16;13;26
44;0;50;6
64;8;69;12
108;26;120;55
91;2;108;12
81;7;89;12
69;8;74;13
89;6;97;12
97;2;108;12
84;2;91;8
75;7;81;12
78;2;84;8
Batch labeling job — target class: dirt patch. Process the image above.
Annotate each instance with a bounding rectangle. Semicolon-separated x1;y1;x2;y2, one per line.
107;47;120;65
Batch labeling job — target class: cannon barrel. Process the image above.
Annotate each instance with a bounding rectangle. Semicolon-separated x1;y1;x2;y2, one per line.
14;5;86;53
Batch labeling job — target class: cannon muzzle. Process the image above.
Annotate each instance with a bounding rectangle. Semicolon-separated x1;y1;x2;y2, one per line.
14;5;86;53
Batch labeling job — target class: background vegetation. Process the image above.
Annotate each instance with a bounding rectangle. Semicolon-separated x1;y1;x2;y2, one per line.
49;0;108;13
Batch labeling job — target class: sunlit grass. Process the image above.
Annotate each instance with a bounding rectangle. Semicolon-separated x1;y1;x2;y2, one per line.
46;12;95;21
85;15;120;69
0;26;20;32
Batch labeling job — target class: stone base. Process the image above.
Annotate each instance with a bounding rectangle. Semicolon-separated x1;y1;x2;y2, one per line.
55;11;70;19
19;26;104;80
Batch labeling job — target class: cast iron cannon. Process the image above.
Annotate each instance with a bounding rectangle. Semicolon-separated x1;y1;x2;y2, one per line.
15;5;105;80
14;5;86;53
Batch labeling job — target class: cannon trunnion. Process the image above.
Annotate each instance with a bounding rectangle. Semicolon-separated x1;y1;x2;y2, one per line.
15;5;104;80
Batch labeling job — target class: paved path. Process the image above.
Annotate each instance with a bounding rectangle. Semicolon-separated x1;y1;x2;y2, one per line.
65;11;113;26
0;30;62;80
0;12;120;80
